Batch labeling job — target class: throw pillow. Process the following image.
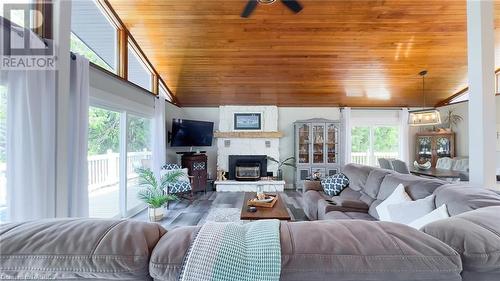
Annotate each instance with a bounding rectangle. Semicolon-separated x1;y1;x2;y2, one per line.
409;204;450;230
386;194;436;224
321;173;349;196
376;184;412;221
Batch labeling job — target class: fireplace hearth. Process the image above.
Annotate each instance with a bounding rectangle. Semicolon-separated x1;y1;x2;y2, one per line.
228;155;267;181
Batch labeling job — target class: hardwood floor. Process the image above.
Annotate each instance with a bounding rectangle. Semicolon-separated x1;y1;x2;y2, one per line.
131;191;308;230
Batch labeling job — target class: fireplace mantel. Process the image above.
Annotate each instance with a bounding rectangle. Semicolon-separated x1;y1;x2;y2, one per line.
214;131;283;139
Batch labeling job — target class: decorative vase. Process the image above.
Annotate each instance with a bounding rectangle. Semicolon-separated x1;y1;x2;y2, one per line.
277;169;283;181
148;206;165;222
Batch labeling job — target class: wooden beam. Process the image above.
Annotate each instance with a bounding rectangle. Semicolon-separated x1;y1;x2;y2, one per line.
214;131;284;138
117;29;128;79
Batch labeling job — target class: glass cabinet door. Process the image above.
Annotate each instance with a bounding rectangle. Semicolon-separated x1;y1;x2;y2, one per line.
297;124;311;164
416;136;432;163
436;137;451;158
326;123;338;163
312;124;325;164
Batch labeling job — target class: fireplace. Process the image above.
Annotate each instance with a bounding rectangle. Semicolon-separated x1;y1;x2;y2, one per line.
228;155;267;181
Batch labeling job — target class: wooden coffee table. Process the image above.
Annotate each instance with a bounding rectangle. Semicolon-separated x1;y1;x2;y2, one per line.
240;192;292;221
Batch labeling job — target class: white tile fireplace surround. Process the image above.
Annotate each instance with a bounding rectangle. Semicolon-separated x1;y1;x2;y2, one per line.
215;106;282;192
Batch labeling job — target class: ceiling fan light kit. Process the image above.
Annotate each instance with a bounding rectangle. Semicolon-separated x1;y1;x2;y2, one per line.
409;70;442;126
241;0;303;18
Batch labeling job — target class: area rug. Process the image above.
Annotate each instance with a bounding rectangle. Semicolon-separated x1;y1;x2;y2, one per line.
201;208;242;224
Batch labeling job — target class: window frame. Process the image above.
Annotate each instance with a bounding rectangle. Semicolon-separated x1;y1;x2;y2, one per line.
127;41;154;91
351;125;400;167
88;98;154;219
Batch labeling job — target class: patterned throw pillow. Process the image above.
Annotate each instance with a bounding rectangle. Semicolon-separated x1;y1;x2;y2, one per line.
161;168;192;194
321;173;349;196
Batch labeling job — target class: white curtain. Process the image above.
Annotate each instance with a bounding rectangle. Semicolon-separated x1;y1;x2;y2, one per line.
152;97;166;178
66;54;90;217
341;107;352;166
399;108;410;163
4;67;57;221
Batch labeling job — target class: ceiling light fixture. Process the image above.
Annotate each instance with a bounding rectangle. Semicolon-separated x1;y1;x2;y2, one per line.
408;70;442;126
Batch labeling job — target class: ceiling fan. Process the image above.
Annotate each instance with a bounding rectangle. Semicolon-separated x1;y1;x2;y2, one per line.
241;0;303;18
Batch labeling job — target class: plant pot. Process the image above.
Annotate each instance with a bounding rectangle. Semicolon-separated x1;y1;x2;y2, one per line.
148;206;165;222
277;169;283;181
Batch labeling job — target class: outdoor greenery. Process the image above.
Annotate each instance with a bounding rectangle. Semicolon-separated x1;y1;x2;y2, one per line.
70;33;114;72
0;85;6;163
136;168;180;208
351;126;399;152
88;107;151;156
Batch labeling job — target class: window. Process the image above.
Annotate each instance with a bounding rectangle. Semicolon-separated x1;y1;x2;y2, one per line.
88;105;153;218
71;0;117;72
159;82;173;102
126;115;152;214
88;106;121;218
351;126;399;167
0;84;7;222
128;43;153;91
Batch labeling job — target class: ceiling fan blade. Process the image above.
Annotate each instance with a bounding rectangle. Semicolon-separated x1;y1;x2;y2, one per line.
281;0;303;13
241;0;259;18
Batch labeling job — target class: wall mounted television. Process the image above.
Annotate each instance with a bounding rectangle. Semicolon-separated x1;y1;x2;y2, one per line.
170;119;214;147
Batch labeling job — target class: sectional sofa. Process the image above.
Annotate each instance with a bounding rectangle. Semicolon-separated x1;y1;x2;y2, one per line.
1;164;499;281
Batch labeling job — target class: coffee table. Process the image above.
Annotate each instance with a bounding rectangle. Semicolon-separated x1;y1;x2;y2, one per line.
240;192;292;221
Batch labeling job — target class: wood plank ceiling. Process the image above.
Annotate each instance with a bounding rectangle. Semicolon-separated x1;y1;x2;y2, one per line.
108;0;500;107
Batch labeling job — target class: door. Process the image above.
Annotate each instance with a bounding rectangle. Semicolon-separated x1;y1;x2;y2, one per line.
326;123;338;164
297;123;311;164
312;123;325;164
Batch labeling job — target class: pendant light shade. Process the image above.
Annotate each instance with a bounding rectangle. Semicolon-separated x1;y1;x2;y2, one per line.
408;70;442;126
408;108;442;126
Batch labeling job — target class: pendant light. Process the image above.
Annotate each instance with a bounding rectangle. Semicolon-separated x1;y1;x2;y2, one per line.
408;70;441;126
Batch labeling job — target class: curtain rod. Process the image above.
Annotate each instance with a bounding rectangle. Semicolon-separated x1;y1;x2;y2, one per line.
341;107;410;111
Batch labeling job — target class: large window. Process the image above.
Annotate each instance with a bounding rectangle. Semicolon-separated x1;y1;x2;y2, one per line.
87;106;152;218
71;0;117;72
0;84;7;222
159;82;173;102
351;126;399;167
128;43;153;91
88;107;121;218
126;115;152;214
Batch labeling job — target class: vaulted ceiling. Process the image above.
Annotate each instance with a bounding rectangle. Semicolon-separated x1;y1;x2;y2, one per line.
108;0;500;107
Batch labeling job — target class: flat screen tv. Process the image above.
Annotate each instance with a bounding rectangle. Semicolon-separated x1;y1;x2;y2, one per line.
171;119;214;147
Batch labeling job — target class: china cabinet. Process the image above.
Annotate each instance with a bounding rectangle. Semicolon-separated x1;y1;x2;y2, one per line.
294;119;342;190
415;131;455;167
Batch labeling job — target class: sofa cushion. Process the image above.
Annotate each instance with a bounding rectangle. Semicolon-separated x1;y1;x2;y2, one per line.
324;211;376;221
434;184;500;216
280;220;462;281
318;199;369;220
377;173;445;200
360;192;376;205
421;206;500;280
364;168;394;198
342;164;375;191
321;173;349;196
0;219;166;280
338;186;362;200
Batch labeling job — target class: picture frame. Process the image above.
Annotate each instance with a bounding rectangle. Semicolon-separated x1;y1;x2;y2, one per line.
234;113;261;130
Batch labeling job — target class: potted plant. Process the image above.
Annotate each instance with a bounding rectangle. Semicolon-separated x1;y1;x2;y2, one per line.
443;109;463;132
267;156;296;181
136;167;183;222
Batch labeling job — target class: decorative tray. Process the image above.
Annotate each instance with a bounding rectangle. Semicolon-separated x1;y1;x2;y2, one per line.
247;194;278;208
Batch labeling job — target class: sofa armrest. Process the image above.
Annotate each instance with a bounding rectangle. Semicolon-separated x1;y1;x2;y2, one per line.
303;180;323;192
421;206;500;281
318;199;369;219
331;197;369;211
